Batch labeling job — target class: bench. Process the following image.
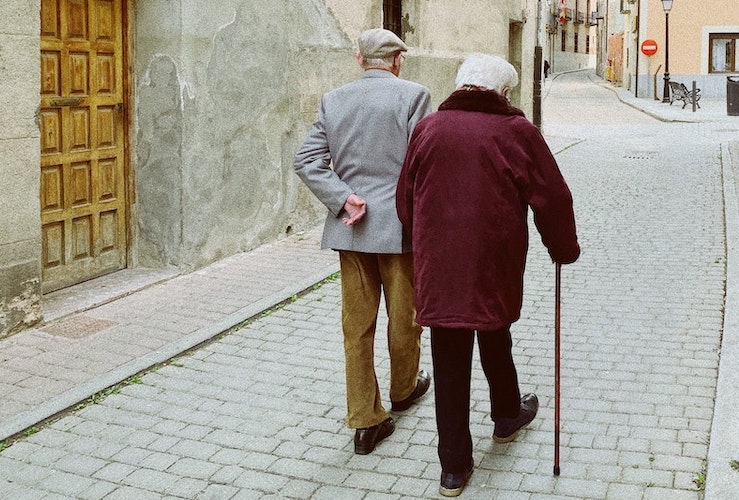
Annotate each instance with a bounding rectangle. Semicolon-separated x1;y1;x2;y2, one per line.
668;81;701;109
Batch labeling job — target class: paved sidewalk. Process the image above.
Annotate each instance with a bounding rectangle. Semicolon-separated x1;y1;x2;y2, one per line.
544;71;736;125
0;70;738;498
0;229;340;441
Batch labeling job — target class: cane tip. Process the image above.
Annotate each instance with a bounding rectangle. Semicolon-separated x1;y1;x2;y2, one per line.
553;466;560;476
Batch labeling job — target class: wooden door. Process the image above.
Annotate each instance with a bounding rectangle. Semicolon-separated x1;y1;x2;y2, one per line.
40;0;128;292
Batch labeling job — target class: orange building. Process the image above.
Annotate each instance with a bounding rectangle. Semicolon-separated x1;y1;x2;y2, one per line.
619;0;739;98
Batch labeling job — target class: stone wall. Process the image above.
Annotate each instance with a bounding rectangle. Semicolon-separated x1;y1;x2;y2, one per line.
0;1;42;337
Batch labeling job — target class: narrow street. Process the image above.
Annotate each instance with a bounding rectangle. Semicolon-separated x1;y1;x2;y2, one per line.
0;70;734;499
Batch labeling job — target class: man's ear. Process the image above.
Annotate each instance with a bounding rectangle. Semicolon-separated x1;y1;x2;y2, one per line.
355;51;364;67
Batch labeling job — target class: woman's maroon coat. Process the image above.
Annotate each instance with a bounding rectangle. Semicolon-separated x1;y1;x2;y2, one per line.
397;90;580;330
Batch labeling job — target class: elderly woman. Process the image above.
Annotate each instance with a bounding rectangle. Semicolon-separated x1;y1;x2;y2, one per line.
396;53;580;497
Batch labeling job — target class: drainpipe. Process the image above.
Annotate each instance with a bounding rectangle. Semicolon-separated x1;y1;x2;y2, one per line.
534;0;543;129
604;0;609;77
634;0;641;97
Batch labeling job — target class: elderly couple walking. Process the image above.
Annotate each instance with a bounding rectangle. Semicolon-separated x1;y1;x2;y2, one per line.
293;28;580;497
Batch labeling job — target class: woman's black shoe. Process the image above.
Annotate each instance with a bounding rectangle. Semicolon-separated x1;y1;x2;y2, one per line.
493;393;539;443
439;461;474;497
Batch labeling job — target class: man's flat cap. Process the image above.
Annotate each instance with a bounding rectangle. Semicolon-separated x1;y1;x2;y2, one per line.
358;28;408;58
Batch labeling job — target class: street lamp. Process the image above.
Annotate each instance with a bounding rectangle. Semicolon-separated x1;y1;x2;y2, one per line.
661;0;673;103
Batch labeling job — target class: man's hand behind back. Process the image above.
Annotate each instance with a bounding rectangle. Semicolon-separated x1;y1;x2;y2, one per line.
342;193;367;225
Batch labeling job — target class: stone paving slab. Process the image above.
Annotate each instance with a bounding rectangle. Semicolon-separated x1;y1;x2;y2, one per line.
0;227;339;442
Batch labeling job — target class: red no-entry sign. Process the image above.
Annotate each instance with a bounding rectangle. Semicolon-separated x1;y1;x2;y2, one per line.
641;39;658;56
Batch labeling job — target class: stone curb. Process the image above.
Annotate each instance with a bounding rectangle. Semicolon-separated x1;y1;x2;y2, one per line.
705;141;739;499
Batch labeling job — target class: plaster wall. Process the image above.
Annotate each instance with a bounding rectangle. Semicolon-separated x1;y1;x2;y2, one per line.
551;50;597;73
0;0;42;337
134;0;354;270
651;0;739;75
406;0;536;112
631;0;739;98
0;0;535;337
133;0;534;272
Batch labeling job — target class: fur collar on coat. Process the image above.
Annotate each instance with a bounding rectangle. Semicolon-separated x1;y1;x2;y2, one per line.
438;88;526;117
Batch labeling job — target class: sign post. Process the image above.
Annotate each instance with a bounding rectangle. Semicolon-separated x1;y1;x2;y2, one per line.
641;40;658;99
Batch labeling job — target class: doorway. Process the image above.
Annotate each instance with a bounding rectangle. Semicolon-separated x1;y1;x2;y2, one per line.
509;21;524;107
39;0;129;293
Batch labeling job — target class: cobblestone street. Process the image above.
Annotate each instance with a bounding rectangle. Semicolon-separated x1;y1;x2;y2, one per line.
1;70;738;499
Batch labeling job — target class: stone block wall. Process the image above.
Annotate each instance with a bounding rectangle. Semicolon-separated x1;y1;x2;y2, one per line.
0;1;42;337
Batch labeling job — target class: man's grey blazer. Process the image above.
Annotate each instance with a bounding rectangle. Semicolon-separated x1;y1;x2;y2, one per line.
294;69;432;254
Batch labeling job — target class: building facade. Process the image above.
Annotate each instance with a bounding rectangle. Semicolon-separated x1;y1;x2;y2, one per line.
1;0;542;337
618;0;739;98
544;0;598;74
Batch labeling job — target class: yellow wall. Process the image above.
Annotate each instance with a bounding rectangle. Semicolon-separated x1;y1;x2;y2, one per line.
644;0;739;74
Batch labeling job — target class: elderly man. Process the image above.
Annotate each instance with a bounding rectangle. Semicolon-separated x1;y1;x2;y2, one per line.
397;53;580;496
294;28;432;455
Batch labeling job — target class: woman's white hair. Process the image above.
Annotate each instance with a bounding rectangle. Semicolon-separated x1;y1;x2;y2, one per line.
455;53;519;93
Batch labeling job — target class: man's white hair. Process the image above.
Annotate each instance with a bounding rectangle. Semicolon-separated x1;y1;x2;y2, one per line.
361;54;396;70
455;53;519;93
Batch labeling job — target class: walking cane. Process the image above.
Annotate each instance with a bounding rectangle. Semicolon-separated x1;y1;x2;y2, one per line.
553;263;561;476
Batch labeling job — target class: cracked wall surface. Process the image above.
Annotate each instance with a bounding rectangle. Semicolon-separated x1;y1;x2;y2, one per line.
132;0;529;272
0;274;42;338
134;0;354;270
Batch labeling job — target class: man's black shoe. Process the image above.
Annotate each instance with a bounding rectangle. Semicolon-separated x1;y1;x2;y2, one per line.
354;417;395;455
493;393;539;443
391;370;431;411
439;461;474;497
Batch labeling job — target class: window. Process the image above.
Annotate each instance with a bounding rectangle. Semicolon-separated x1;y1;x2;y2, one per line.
586;35;591;53
383;0;402;38
574;32;579;52
561;30;567;52
709;33;738;73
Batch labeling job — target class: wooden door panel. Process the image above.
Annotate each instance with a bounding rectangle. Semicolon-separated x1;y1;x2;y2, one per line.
42;222;65;268
70;161;91;206
41;165;64;212
72;215;93;258
69;52;89;95
97;106;115;147
95;1;115;41
97;157;117;200
69;107;90;150
41;0;60;38
40;0;126;292
40;110;62;154
96;54;115;93
41;52;61;94
100;210;118;251
67;1;89;40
